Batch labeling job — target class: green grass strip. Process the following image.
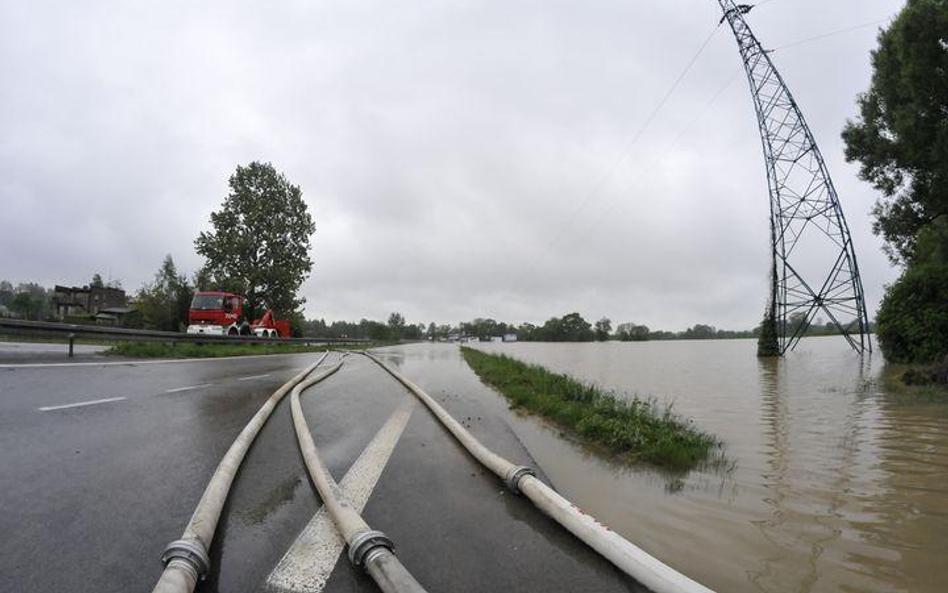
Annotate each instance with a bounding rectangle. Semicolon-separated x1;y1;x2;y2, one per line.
461;347;722;471
103;341;337;359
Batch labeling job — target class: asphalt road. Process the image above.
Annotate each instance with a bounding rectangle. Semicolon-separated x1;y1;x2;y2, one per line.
0;343;645;592
0;339;110;363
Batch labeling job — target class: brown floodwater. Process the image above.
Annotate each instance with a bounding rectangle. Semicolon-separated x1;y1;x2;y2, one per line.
473;337;948;593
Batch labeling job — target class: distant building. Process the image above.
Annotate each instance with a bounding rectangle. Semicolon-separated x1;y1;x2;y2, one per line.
490;336;503;343
94;306;137;326
503;334;518;342
53;285;127;319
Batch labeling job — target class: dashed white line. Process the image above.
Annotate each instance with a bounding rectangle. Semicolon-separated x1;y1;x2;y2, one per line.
0;352;323;369
266;397;416;593
164;384;213;393
237;374;271;381
38;397;127;412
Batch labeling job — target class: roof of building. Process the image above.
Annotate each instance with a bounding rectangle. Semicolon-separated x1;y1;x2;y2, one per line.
54;285;125;294
98;307;135;315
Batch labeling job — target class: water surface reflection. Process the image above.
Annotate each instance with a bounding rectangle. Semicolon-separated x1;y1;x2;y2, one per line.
471;338;947;593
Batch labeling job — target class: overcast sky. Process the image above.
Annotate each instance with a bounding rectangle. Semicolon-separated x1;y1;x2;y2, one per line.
0;0;906;330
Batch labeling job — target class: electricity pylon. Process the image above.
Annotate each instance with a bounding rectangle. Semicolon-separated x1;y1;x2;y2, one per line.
716;1;871;355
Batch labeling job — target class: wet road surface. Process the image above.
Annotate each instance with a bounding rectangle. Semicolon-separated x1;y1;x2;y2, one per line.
0;340;111;364
0;345;644;592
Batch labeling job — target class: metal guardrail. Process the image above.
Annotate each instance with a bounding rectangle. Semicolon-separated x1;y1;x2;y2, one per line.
0;318;372;349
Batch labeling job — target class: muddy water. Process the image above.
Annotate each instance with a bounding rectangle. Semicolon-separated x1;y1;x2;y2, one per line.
472;338;948;593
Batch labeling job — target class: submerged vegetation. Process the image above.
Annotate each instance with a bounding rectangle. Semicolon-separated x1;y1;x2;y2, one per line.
880;363;948;402
461;347;722;471
757;308;780;358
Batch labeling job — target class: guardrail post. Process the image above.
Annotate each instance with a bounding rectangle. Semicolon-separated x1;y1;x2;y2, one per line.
68;333;75;358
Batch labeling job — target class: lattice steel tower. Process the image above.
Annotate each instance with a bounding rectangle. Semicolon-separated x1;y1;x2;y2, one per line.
717;1;871;355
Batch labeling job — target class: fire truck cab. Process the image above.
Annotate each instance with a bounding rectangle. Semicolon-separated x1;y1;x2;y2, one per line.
186;291;248;336
186;291;290;338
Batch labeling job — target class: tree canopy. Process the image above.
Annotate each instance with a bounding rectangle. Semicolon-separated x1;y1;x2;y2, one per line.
195;162;315;319
842;0;948;264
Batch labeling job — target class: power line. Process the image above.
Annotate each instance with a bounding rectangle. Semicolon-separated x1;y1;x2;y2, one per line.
519;22;723;286
752;0;786;8
773;18;889;51
562;15;892;250
562;67;745;251
517;6;890;290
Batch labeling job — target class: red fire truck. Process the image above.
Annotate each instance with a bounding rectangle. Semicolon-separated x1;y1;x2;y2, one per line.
186;291;290;338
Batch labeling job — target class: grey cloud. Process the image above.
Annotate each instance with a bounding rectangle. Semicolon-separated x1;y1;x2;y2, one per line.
1;0;904;331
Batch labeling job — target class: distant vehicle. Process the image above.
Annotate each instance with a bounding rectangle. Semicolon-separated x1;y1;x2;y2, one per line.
186;291;290;338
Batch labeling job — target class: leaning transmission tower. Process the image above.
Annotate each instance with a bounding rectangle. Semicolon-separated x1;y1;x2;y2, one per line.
716;1;872;355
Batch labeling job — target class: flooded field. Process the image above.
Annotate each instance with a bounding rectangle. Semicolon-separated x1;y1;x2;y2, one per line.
470;338;948;593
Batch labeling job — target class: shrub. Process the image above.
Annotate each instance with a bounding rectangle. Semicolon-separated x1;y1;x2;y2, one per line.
876;262;948;363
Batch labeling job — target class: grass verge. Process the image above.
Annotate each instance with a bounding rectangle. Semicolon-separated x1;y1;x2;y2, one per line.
461;347;722;472
104;341;336;359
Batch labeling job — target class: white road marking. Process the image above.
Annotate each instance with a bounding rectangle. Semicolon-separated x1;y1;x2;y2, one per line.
38;397;126;412
237;373;271;381
164;384;213;393
266;397;416;593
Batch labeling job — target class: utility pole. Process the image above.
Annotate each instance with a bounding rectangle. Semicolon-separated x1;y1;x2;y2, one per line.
716;1;872;355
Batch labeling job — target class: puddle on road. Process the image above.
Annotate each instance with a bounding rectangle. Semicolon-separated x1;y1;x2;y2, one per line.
238;475;303;525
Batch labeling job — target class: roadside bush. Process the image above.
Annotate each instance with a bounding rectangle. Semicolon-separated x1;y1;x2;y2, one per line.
876;262;948;363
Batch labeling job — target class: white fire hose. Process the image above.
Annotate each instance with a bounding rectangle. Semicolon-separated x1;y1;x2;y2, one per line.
289;359;428;593
364;351;715;593
152;352;330;593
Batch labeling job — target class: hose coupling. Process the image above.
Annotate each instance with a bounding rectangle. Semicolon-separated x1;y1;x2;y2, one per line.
160;537;211;581
504;465;537;494
348;529;395;568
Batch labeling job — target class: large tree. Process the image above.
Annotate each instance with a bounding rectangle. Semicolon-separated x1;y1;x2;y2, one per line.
842;0;948;363
842;0;948;265
195;162;315;319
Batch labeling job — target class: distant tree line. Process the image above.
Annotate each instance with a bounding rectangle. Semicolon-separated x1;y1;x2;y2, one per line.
294;310;873;344
361;311;866;344
302;312;425;341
